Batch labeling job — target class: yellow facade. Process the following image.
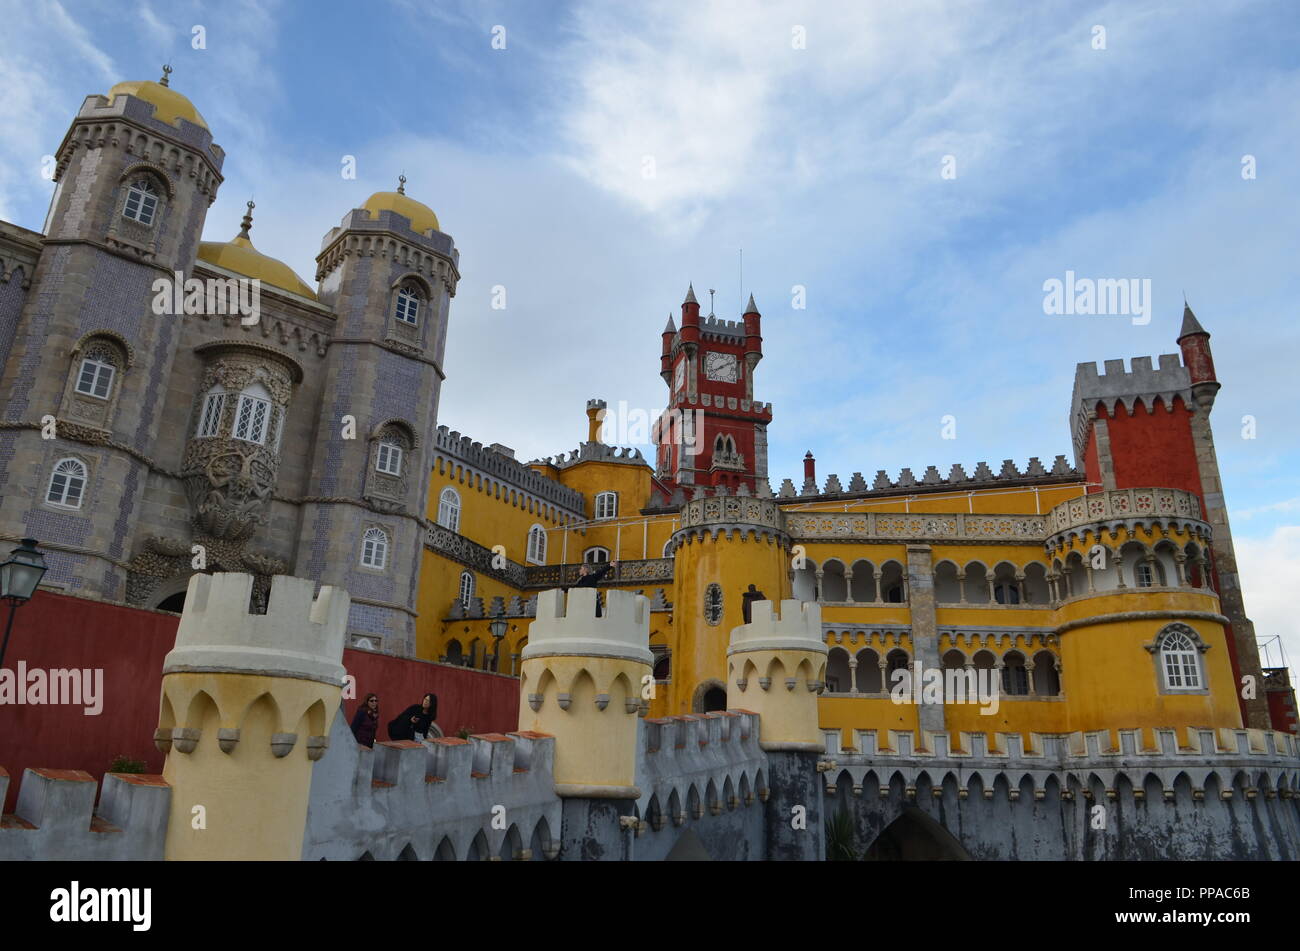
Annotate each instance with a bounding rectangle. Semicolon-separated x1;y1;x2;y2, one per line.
419;410;1246;755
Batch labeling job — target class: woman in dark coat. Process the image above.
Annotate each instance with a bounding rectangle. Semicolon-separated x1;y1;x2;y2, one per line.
389;692;437;741
351;693;379;748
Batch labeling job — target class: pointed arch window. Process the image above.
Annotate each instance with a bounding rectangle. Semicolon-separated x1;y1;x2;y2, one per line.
123;178;159;225
361;527;390;569
458;571;475;607
46;458;88;508
438;487;461;532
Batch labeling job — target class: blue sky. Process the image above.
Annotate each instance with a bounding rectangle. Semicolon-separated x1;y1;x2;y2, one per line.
2;0;1298;666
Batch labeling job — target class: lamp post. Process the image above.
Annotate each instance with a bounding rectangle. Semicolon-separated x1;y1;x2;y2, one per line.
0;538;47;670
488;615;508;673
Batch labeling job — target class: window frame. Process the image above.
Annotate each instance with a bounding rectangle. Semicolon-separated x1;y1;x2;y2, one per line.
46;457;88;509
376;441;403;476
75;356;116;400
437;487;461;532
583;546;610;564
594;491;618;520
232;392;271;445
1158;630;1202;690
360;527;390;570
197;391;226;438
526;524;547;565
122;178;159;226
458;571;475;607
394;286;423;326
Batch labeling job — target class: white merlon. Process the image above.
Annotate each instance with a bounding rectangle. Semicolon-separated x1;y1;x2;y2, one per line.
728;600;826;656
164;573;348;686
522;588;653;664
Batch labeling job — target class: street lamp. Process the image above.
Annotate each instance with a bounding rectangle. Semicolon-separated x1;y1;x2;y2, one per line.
0;538;47;669
488;615;509;672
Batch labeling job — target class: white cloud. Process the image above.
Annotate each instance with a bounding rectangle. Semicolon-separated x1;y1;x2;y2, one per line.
1236;525;1300;679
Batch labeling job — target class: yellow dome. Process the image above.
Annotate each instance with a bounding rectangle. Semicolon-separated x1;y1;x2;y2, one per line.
106;79;208;130
197;235;317;300
363;190;440;234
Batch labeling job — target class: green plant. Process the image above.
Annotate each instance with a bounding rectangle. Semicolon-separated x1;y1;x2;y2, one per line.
825;809;859;861
455;727;472;740
108;755;146;774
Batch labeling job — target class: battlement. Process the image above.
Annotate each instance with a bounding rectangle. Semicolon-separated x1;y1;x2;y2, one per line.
635;712;769;836
775;455;1080;501
729;599;826;656
699;315;746;340
0;767;170;861
436;425;585;513
165;573;349;686
1070;353;1193;460
303;709;562;860
522;589;653;664
532;441;650;471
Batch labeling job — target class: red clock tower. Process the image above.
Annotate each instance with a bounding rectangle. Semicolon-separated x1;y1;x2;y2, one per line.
655;285;773;494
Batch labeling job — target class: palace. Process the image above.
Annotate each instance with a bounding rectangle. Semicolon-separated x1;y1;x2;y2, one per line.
0;70;1297;861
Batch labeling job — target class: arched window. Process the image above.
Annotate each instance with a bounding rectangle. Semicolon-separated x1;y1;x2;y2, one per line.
232;382;272;444
662;538;674;558
376;440;403;476
1158;628;1202;690
360;527;389;569
594;491;617;520
395;286;423;326
458;571;475;607
583;546;609;564
123;179;159;225
75;346;117;400
704;583;723;625
1135;557;1166;588
993;582;1020;604
437;487;460;532
196;387;227;437
1001;652;1029;696
526;525;546;565
46;458;87;508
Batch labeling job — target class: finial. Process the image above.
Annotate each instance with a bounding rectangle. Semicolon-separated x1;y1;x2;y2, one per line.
397;173;407;195
684;283;698;305
160;64;173;87
745;292;758;314
238;200;255;240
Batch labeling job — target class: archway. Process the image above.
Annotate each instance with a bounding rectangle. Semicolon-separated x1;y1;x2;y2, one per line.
861;807;972;860
692;679;727;713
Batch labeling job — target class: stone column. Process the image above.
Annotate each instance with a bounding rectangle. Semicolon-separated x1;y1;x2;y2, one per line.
905;545;943;733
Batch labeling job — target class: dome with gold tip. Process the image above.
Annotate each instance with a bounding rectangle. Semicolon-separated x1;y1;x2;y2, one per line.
362;175;441;234
197;201;317;300
106;65;208;130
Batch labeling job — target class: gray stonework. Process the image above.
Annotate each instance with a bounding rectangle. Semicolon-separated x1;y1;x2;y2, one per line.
0;84;458;655
905;545;944;734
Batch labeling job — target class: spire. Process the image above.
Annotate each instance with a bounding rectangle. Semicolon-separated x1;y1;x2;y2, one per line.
683;283;698;305
1178;301;1207;340
663;314;676;333
238;200;254;240
744;292;758;314
397;173;407;195
159;63;173;87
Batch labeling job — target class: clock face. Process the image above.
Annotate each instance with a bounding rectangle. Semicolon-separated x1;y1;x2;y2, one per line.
674;361;685;391
704;351;738;383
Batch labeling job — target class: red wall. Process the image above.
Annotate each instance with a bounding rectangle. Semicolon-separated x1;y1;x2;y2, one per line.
1099;397;1205;497
0;590;519;813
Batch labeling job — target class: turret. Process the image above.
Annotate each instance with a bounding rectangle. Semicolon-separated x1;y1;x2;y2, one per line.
155;573;348;860
518;588;652;799
679;283;701;344
1176;303;1220;410
586;398;607;443
660;314;676;385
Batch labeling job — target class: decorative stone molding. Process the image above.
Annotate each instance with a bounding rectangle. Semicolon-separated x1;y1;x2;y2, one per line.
787;511;1047;543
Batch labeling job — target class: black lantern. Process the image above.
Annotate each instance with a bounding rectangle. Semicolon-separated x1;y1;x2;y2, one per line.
0;538;47;670
488;615;508;672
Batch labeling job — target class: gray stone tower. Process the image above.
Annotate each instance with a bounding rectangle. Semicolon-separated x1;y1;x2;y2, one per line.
293;178;460;654
0;70;223;599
